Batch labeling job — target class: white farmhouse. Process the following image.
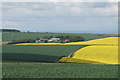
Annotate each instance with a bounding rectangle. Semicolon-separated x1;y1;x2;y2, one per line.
50;38;60;40
48;38;60;43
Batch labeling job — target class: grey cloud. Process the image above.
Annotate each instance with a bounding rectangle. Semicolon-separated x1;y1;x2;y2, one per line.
2;2;118;18
81;2;117;8
2;2;118;34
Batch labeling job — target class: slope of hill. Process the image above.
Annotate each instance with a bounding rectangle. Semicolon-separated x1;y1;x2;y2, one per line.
2;32;107;42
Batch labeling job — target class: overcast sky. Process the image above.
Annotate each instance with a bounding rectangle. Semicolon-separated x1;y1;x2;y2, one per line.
1;2;118;34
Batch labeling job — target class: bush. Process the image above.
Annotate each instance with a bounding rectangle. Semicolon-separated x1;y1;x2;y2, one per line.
69;36;85;42
8;39;35;44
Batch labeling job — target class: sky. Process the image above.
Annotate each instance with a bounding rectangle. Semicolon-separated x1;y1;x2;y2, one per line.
0;1;118;34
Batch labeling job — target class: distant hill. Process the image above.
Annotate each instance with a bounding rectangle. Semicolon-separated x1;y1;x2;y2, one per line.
0;29;21;32
2;32;108;42
105;34;120;37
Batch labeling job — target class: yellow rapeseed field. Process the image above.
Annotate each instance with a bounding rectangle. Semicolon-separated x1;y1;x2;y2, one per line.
72;46;119;64
58;57;106;64
59;37;119;64
65;37;119;46
59;46;119;64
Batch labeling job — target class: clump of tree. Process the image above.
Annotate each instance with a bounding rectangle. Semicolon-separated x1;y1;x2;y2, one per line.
0;29;21;32
8;39;35;44
67;36;85;42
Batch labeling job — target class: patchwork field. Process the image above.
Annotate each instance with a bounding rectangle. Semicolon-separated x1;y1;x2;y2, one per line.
2;32;119;78
12;37;119;64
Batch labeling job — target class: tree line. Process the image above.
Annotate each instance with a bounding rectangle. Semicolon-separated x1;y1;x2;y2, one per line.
0;29;21;32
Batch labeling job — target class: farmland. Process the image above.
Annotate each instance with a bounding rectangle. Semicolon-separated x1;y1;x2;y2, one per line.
2;32;119;78
58;37;119;64
65;37;119;45
15;37;119;46
2;32;108;42
2;62;118;78
14;37;119;64
73;46;118;64
2;45;85;62
59;46;118;64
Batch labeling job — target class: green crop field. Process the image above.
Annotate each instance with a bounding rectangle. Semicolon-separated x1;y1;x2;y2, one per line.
2;32;107;42
2;45;85;62
2;62;118;78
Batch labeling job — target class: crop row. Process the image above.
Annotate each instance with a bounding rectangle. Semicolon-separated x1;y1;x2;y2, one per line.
2;62;118;78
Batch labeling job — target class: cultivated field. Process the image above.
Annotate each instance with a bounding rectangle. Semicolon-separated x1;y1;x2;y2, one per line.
2;32;119;78
59;37;119;64
15;37;119;46
2;62;118;78
2;45;85;62
2;32;107;42
65;37;119;45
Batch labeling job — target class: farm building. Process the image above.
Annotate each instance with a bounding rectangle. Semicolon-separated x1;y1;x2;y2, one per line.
35;39;48;43
48;38;60;43
35;38;61;43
